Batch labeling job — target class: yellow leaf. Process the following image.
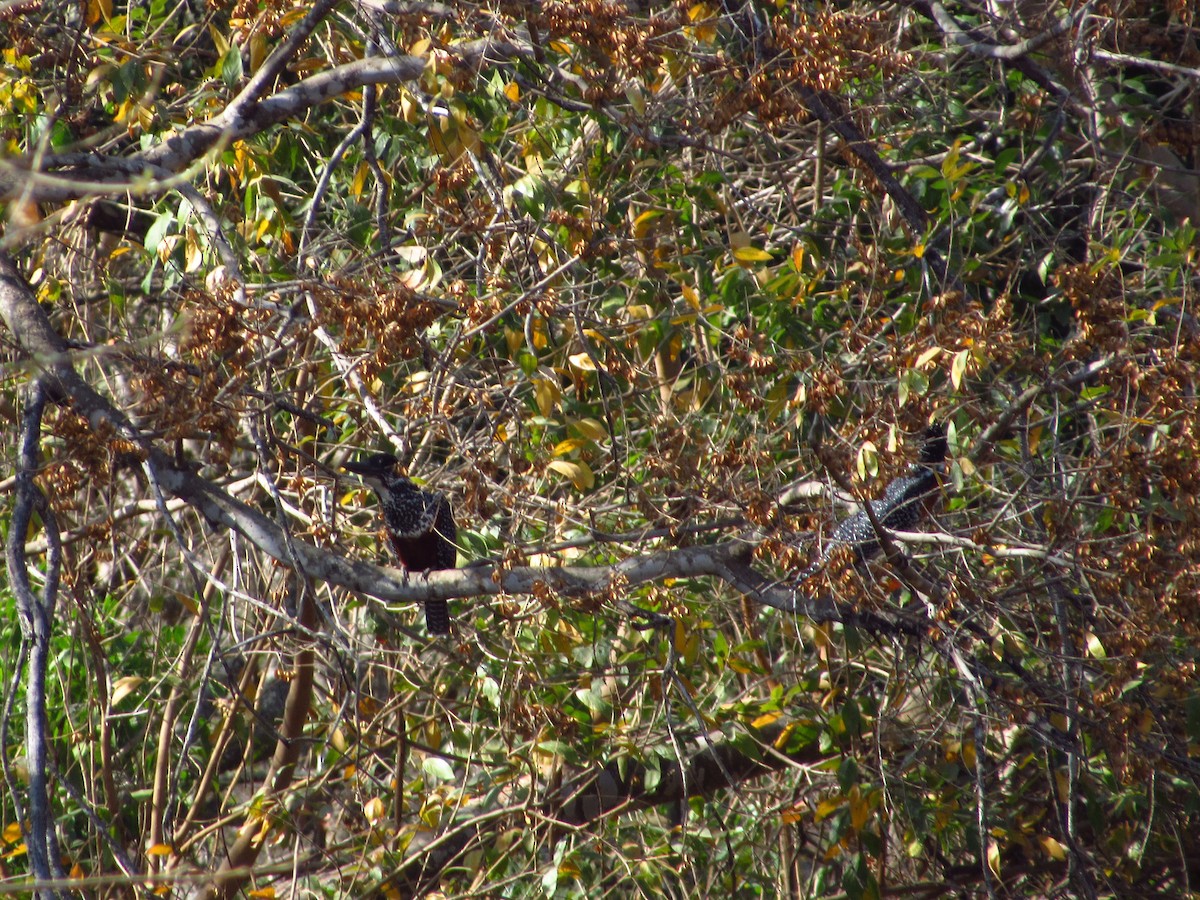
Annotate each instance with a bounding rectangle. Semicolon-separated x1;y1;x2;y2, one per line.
533;377;560;417
913;243;926;259
814;797;841;822
247;889;276;899
503;81;520;102
551;438;586;456
547;459;595;490
751;710;782;729
364;796;385;825
568;352;596;372
780;805;804;824
961;740;977;771
951;348;969;389
572;418;607;442
249;33;267;73
986;841;1001;879
1040;835;1067;861
856;441;878;480
398;87;421;124
86;0;111;24
733;245;773;263
849;786;872;832
3;841;27;860
147;843;173;856
454;116;480;156
625;81;646;116
278;7;306;26
206;23;229;56
915;346;942;369
772;722;798;750
675;623;700;664
672;618;687;651
185;230;203;273
110;676;144;707
351;161;368;198
680;283;700;308
631;210;663;240
1054;768;1070;800
1085;631;1106;659
3;822;22;843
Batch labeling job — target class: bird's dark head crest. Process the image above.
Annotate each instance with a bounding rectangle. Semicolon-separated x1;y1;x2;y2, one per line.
918;423;948;465
343;453;413;491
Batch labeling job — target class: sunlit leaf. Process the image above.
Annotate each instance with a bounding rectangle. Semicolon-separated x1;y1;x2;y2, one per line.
547;459;595;491
568;352;597;372
751;710;782;729
533;376;560;416
951;348;969;389
733;246;773;263
915;346;941;368
423;757;455;782
1040;835;1067;861
363;796;385;825
986;841;1001;879
110;675;144;707
856;441;878;479
814;797;841;822
571;418;607;442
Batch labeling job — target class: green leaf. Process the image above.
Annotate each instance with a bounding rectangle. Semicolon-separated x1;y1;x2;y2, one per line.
422;757;455;782
220;46;243;87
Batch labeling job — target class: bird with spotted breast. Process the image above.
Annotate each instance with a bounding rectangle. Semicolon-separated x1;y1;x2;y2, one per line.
797;423;947;586
343;453;455;635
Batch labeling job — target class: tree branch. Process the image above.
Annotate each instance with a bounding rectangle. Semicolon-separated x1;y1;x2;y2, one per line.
4;38;534;203
0;253;904;632
4;377;69;895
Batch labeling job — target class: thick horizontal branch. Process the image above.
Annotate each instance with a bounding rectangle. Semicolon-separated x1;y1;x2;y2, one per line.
4;39;530;202
0;253;934;636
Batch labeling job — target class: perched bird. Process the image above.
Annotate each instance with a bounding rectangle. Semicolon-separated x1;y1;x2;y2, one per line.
343;453;455;634
797;423;947;585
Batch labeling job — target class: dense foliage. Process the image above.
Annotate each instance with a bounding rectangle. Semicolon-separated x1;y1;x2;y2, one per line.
2;0;1199;896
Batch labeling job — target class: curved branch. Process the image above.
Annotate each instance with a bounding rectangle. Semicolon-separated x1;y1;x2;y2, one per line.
5;38;532;202
0;253;910;632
